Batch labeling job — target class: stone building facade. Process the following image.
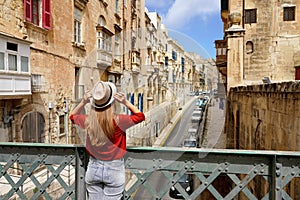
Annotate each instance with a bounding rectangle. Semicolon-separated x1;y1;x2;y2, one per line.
216;0;300;147
0;0;208;145
225;82;300;199
215;2;300;197
216;0;300;91
226;82;300;151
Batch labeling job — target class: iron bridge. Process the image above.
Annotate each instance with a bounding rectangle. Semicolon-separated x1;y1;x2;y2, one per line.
0;142;299;199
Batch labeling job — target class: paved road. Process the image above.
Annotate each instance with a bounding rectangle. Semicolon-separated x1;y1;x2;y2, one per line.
164;100;197;147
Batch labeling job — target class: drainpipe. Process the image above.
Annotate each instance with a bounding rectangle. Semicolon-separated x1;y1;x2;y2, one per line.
64;98;69;144
122;0;125;70
242;0;245;80
48;102;54;143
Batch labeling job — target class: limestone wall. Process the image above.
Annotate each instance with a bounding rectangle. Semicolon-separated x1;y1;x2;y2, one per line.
226;81;300;151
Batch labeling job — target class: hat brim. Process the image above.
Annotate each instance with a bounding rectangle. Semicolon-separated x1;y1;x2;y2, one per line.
90;82;117;109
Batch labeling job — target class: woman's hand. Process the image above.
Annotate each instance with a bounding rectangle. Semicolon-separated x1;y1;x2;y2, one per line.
82;90;92;104
70;90;91;116
114;92;142;114
114;92;127;105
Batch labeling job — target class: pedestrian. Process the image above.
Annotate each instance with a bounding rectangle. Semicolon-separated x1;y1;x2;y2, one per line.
69;81;145;200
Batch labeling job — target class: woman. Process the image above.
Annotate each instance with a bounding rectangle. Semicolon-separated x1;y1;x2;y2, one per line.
70;81;145;200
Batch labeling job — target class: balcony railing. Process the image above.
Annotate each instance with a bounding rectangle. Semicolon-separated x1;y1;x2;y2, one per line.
97;50;112;68
0;143;299;199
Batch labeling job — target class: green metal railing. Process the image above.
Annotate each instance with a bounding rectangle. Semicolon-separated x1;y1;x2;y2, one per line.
0;143;88;200
0;143;299;199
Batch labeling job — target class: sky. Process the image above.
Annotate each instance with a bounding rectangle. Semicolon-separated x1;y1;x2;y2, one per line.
145;0;223;59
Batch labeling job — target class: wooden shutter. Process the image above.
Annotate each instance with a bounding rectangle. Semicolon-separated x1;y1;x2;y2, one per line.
295;67;300;80
42;0;51;29
24;0;32;21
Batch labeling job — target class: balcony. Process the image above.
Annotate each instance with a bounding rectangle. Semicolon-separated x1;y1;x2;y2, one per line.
131;51;141;74
0;73;31;96
97;50;112;69
0;143;299;199
108;58;122;74
215;39;227;66
215;39;227;77
31;74;46;93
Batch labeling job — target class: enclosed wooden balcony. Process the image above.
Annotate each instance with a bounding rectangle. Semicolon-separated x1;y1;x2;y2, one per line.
215;39;227;77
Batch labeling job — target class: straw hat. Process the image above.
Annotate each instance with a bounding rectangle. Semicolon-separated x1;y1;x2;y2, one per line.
90;81;116;109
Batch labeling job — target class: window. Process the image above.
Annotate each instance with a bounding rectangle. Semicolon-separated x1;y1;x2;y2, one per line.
24;0;51;29
116;0;119;14
7;42;18;71
1;41;30;73
138;18;141;37
7;42;18;51
246;41;254;54
8;54;17;71
97;31;112;52
245;9;257;24
181;57;185;73
284;6;295;21
0;53;4;70
221;0;228;11
99;16;106;26
165;56;168;67
74;7;82;44
59;115;65;134
114;34;120;56
21;56;29;72
172;51;177;60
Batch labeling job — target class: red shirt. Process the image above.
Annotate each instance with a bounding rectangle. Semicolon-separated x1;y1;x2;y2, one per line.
70;112;145;160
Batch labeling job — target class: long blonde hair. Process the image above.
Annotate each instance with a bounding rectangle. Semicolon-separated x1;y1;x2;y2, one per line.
86;104;116;146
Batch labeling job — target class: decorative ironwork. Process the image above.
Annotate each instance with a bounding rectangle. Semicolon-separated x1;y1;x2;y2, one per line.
0;144;299;199
124;147;300;200
0;143;87;200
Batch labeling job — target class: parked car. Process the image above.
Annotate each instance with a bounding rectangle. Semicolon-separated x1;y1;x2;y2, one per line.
183;137;197;147
169;173;194;199
191;110;202;123
194;107;202;112
196;98;205;109
188;128;197;137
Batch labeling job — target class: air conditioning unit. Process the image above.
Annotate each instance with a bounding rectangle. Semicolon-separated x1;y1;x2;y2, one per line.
31;74;43;92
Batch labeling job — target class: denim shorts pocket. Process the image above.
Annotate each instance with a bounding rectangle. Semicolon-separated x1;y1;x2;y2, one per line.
85;160;103;184
104;160;125;196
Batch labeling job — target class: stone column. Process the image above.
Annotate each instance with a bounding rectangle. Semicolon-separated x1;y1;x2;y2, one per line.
226;11;245;92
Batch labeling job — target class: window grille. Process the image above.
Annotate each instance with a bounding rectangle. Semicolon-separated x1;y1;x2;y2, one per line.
245;9;257;24
284;6;295;21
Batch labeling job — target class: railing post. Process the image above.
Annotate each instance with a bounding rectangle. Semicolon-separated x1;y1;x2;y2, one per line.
272;155;282;200
75;146;88;200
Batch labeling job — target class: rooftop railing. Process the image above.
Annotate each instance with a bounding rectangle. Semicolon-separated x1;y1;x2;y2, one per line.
0;143;299;199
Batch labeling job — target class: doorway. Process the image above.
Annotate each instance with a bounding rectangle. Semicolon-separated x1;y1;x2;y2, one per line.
21;112;45;143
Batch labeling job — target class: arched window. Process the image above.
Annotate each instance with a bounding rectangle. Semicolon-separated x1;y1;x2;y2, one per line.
246;41;254;54
98;16;106;26
22;112;45;143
